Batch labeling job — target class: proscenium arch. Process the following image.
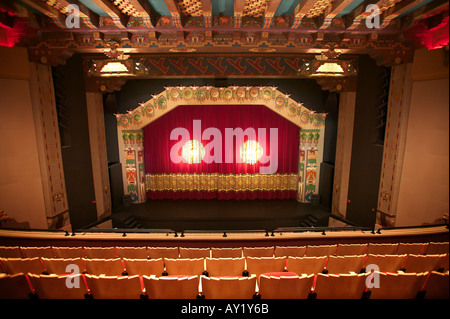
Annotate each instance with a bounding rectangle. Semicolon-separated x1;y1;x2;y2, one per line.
116;86;326;203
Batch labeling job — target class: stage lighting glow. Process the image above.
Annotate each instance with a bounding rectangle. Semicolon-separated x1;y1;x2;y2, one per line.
240;140;263;164
182;140;205;164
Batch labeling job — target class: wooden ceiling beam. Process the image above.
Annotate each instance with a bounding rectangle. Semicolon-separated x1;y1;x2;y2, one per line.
128;0;154;28
234;0;246;28
318;0;355;29
162;0;182;27
57;0;99;29
19;0;67;28
400;0;449;29
291;0;317;28
200;0;212;27
343;0;385;30
263;0;282;28
90;0;129;28
378;0;426;29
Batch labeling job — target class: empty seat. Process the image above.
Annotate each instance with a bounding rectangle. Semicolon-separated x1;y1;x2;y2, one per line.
143;275;199;299
179;247;210;259
115;247;148;259
52;247;85;258
84;274;144;299
245;257;286;278
147;247;179;259
28;273;88;299
286;256;327;275
325;255;366;274
397;243;427;255
211;247;242;258
20;246;55;258
41;257;86;275
402;254;448;273
243;247;274;258
83;247;117;259
368;272;427;299
305;245;337;257
201;276;257;299
313;273;370;299
259;274;314;299
164;258;205;276
205;257;246;277
0;257;46;275
0;273;33;299
83;258;127;276
367;243;399;255
422;271;449;299
274;246;306;258
122;258;165;276
425;242;449;255
336;244;368;256
0;246;22;258
364;254;406;273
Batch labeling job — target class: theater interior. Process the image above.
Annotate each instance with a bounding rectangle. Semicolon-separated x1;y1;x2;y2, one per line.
0;0;448;305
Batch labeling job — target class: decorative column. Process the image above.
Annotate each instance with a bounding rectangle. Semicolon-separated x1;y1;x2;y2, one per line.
86;92;111;220
376;63;413;227
332;91;356;219
28;62;70;230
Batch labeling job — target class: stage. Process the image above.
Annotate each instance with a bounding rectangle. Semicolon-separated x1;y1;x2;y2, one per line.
110;199;331;233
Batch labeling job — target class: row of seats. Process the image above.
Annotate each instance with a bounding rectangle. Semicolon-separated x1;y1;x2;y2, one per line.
1;254;448;277
0;271;448;299
0;242;448;259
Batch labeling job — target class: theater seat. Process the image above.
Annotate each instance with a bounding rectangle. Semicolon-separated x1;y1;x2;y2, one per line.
205;257;245;277
52;247;85;258
147;247;179;259
364;254;406;273
143;275;199;299
0;273;33;299
312;273;369;299
305;244;337;257
41;257;86;275
83;247;117;259
258;274;314;299
179;247;211;259
83;258;127;276
84;274;144;299
245;257;286;278
115;247;148;259
164;258;205;276
211;247;242;258
367;271;427;299
20;246;55;258
201;276;257;299
367;243;399;255
425;242;449;255
325;255;366;274
243;247;274;258
335;244;368;256
401;254;448;273
0;246;22;258
422;271;449;299
397;243;427;255
0;257;46;275
286;256;327;275
122;258;165;276
28;274;88;299
274;246;306;258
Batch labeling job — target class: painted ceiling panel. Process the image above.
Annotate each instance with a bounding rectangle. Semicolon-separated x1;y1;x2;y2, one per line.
146;0;171;16
275;0;302;16
211;0;234;15
336;0;364;17
78;0;109;16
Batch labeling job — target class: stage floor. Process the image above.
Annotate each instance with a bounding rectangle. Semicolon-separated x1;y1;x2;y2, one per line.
111;199;331;232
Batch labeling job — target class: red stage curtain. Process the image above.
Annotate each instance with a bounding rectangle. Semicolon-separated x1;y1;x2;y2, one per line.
144;105;299;199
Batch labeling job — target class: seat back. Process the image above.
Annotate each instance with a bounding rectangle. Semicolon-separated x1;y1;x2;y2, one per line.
147;247;179;259
83;247;117;259
211;247;242;258
367;243;399;255
205;257;245;277
423;271;449;299
245;257;286;278
143;275;199;299
28;274;88;299
425;242;449;255
201;276;257;299
397;243;426;255
364;254;406;272
0;257;46;275
122;258;165;276
313;273;369;299
164;258;205;276
179;247;210;259
52;247;85;258
368;271;427;299
243;247;274;258
115;247;148;259
336;244;368;256
20;246;54;258
83;258;126;276
286;256;327;275
325;255;366;274
0;273;33;299
305;245;337;257
41;257;85;275
84;274;143;299
402;254;447;273
259;274;314;299
274;246;306;258
0;246;22;258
